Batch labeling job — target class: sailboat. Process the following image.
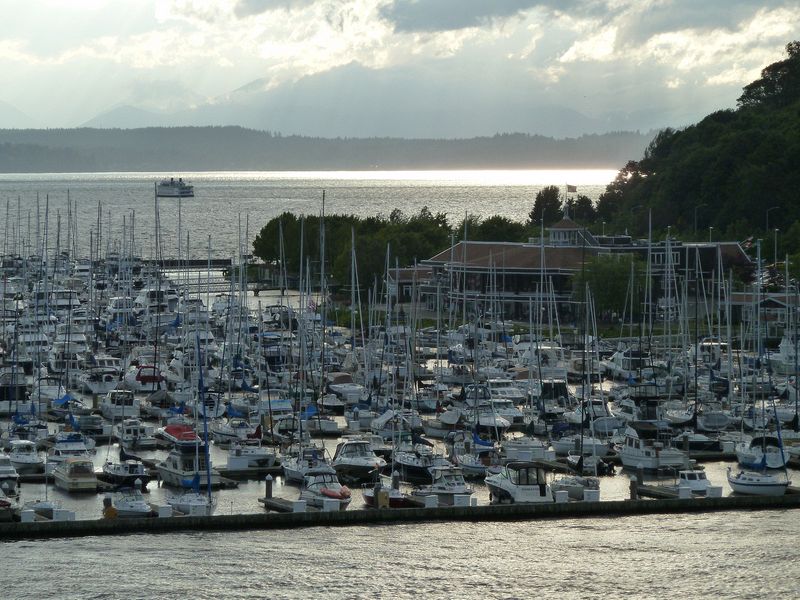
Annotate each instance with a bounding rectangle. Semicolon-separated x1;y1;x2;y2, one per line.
166;334;217;516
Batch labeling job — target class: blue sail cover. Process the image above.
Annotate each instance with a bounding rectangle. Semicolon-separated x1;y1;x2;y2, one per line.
53;393;74;406
225;403;244;418
241;380;257;393
300;404;318;420
12;413;29;425
181;473;201;491
472;431;494;447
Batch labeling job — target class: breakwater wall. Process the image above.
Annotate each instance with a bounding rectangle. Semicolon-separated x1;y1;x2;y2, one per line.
2;493;800;541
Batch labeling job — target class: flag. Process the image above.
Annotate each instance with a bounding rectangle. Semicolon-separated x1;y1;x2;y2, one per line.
566;184;577;193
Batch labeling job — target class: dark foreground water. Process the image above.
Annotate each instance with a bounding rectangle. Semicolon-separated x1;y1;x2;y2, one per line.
2;510;798;599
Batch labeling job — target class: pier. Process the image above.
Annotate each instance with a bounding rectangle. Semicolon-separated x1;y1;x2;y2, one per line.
2;493;799;541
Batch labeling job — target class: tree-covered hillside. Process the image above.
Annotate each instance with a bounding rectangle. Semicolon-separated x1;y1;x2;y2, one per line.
596;41;800;248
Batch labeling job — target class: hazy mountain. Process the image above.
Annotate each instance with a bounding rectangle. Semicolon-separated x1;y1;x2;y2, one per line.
82;105;169;129
0;100;34;129
79;64;661;138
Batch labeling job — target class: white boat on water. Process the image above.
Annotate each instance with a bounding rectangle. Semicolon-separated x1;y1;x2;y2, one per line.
299;464;352;510
727;467;790;496
0;453;20;495
166;490;216;516
411;465;473;506
156;177;194;198
111;488;152;518
53;457;97;492
7;439;44;474
485;461;553;504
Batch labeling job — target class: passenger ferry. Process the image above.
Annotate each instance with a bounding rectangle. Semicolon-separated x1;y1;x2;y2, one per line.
156;177;194;198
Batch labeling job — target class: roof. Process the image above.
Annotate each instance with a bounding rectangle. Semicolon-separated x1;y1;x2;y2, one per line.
548;217;580;230
425;241;602;272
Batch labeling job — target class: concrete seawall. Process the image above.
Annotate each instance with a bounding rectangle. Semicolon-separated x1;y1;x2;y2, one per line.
2;494;800;541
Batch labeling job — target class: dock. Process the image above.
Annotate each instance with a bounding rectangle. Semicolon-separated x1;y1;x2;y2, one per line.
2;492;800;541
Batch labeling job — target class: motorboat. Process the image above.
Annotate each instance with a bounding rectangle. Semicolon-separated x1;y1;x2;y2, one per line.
157;421;201;447
0;453;20;495
111;488;152;518
7;439;44;474
156;443;222;488
485;461;553;504
362;472;416;508
210;417;257;445
299;464;351;510
552;434;611;458
668;469;713;495
53;457;97;492
618;424;689;471
282;446;329;484
727;467;790;496
551;474;600;500
100;389;141;420
331;437;387;484
166;490;216;516
47;431;94;467
156;177;194;198
411;465;473;506
225;440;278;470
102;458;152;487
115;418;157;450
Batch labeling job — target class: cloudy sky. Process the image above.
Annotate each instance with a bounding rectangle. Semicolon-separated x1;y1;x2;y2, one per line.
1;0;798;136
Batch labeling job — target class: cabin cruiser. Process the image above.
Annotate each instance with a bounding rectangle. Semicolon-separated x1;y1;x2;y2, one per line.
115;418;157;450
0;453;20;495
111;487;152;518
100;389;141;420
618;424;689;471
7;439;43;474
156;442;222;488
53;457;97;492
102;457;152;487
411;465;473;506
225;439;278;470
47;431;94;468
551;474;600;500
331;437;387;484
282;446;329;484
485;461;554;504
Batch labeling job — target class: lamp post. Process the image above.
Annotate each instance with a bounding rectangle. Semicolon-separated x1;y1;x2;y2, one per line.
774;228;779;267
694;203;707;236
766;206;780;231
709;226;714;243
602;221;606;236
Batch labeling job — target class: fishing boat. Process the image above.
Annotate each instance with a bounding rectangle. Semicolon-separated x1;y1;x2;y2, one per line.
156;177;194;198
486;461;554;504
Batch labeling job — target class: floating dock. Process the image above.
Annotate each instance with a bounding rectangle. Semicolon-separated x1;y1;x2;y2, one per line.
2;492;800;541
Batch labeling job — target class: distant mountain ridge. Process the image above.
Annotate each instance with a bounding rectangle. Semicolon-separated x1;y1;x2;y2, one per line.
0;127;654;172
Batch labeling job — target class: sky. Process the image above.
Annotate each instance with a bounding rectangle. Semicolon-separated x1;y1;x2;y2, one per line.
1;0;799;137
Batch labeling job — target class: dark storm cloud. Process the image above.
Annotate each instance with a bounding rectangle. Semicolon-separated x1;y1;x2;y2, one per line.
379;0;560;33
234;0;316;18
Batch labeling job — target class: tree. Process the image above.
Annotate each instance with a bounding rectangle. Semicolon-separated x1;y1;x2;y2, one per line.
564;194;596;223
471;215;528;242
573;253;645;319
738;41;800;108
528;185;562;227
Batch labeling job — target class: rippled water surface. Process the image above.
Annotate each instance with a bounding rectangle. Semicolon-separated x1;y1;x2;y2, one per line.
0;170;614;259
3;511;798;600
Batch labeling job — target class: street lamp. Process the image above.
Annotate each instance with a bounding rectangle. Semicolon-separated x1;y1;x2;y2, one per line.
774;228;780;266
602;221;606;236
694;203;707;236
709;226;714;243
766;206;780;231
